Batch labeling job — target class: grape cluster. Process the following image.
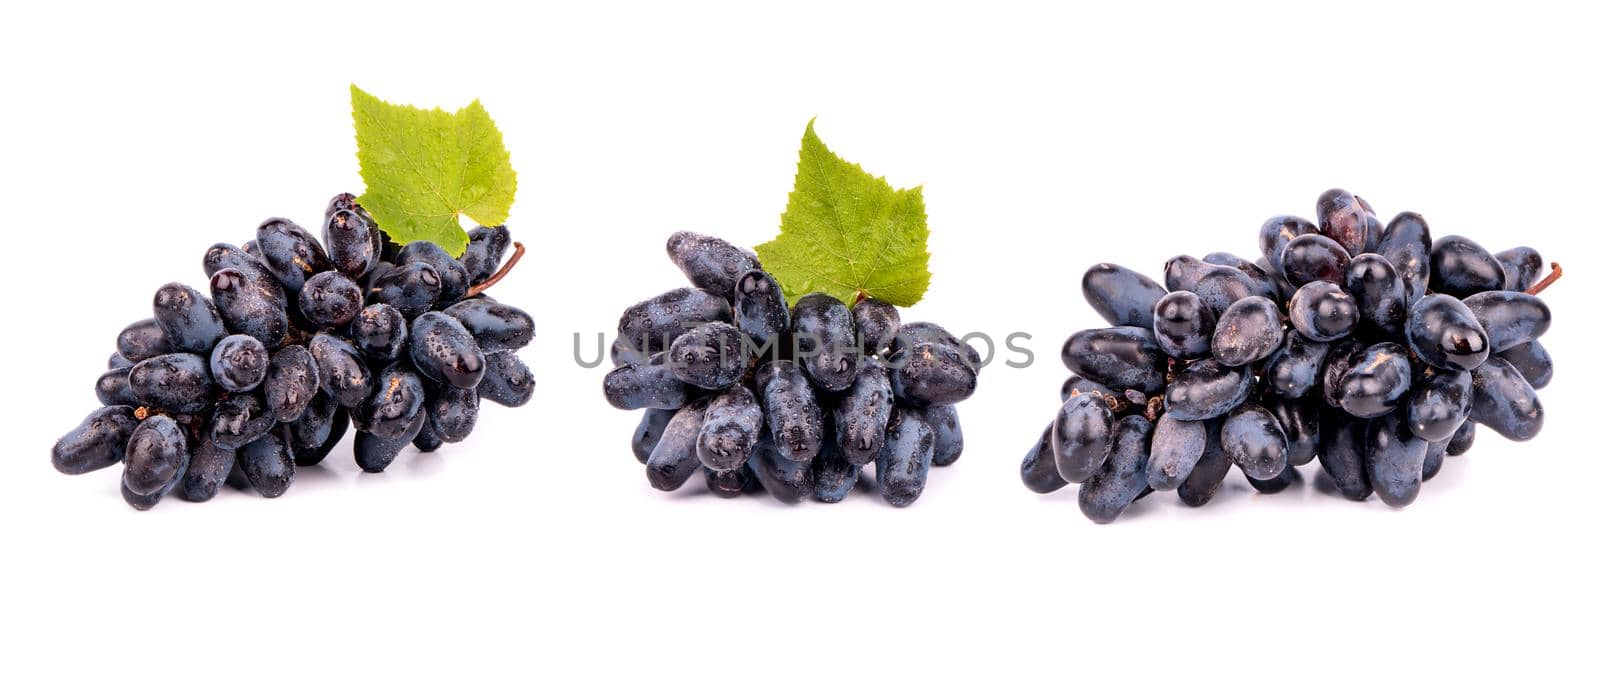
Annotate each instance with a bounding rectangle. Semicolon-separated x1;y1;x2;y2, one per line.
52;194;536;510
1024;189;1557;523
604;232;978;506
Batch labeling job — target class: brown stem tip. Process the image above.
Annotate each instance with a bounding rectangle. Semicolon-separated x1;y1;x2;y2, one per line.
1526;262;1563;296
465;242;526;298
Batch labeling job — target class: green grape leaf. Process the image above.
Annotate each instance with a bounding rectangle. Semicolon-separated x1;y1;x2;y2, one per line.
755;120;931;307
351;85;516;257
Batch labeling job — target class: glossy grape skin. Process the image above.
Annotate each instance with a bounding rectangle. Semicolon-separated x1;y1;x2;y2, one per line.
1334;342;1412;419
53;406;140;475
262;345;318;423
178;436;236;503
461;225;512;284
128;353;213;414
209;334;268;393
117;318;174;363
1422;441;1447;481
1288;281;1359;342
1260;390;1320;466
1148;415;1206;491
755;361;824;464
152;283;227;354
696;386;763;472
410;312;486;389
893;322;981;369
1318;410;1372;501
1190;262;1276;316
1212;296;1283;366
1021;423;1068;494
707;465;758;499
667;321;748;390
1344;253;1407;336
790;293;859;392
733;270;790;351
1365;412;1429;507
1263;331;1330;399
1081;263;1166;329
1407;369;1473;442
289;397;345;466
412;415;446;453
748;434;813;504
1078;415;1153;524
602;359;688;411
631;408;675;464
926;405;964;467
351;304;408;362
851;298;901;355
1495;246;1543;292
479;352;535;407
1469;356;1543;441
353;411;425;474
256;217;331;293
1499;340;1552;389
1203;253;1282;303
666;231;761;301
368;262;441;319
444;298;535;353
202;242;266;279
109;351;134;369
96;368;138;406
209;393;275;450
209;267;288;348
1177;420;1230;507
297;271;363;328
889;341;978;406
1405;294;1490;371
426;384;479;443
1430;235;1506;298
354;362;426;439
397;241;470;304
1051;393;1114;482
121;445;188;509
1222;403;1288;481
1282;235;1352;287
1463;291;1551;352
810;439;859;503
616;287;733;357
123;415;188;496
1258;215;1318;275
322;203;379;279
833;358;893;467
1377;211;1433;305
1152;290;1214;359
645;399;709;491
1061;375;1122;404
875;407;936;508
1162;255;1206;292
308;334;372;408
1061;327;1166;395
1315;188;1380;256
1164;359;1252;421
1246;464;1301;494
1446;421;1476;456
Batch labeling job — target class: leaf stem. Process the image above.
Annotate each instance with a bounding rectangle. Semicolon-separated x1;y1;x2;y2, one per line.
1526;262;1563;296
465;242;525;298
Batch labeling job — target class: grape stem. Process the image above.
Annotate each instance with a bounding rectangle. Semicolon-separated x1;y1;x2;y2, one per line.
465;242;526;298
1526;262;1563;296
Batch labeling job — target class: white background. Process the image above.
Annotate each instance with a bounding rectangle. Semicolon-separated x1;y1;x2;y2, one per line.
3;1;1595;687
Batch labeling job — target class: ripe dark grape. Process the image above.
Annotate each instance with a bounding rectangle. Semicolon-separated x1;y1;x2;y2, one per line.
1078;415;1153;524
1026;189;1555;520
1082;263;1167;329
52;195;534;508
606;233;975;505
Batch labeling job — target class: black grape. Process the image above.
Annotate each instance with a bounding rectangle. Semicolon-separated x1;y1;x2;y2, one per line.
1495;246;1543;292
1148;414;1206;491
356;362;426;439
696;386;763;472
1246;465;1300;494
208;392;275;450
747;433;813;504
129;353;214;414
756;360;824;464
1333;342;1412;419
444;298;536;353
1260;390;1320;466
52;406;140;475
1078;415;1152;524
1446;421;1476;456
1376;211;1432;305
1176;420;1230;507
1406;370;1472;443
1344;253;1407;336
1082;263;1167;329
95;368;138;407
632;409;675;464
667;231;761;301
1263;331;1330;399
1499;340;1552;389
263;345;318;422
1258;215;1317;275
1405;294;1490;371
351;304;408;362
1365;412;1428;507
888;340;978;406
353;411;426;474
1020;423;1069;494
668;321;748;390
298;271;364;328
616;287;732;357
926;405;964;467
410;312;486;389
256;218;331;293
461;225;512;284
1051;393;1114;482
179;436;236;503
875;407;935;508
851;297;901;355
791;293;859;392
1060;326;1166;395
894;322;981;369
1163;359;1251;421
153;283;227;354
1318;409;1372;501
368;262;441;318
1315;188;1380;256
810;439;859;503
1288;280;1359;342
1429;235;1506;298
322;199;379;279
733;270;790;351
1469;356;1543;441
209;267;289;348
833;358;893;467
1463;291;1551;352
117;318;174;363
309;333;373;408
123;415;189;496
1281;235;1351;287
602;359;689;411
1422;441;1447;481
1221;403;1287;480
707;465;758;499
1152;290;1214;359
1189;262;1276;316
425;384;479;443
1212;296;1283;366
479;351;535;407
646;399;709;491
397;241;470;304
210;334;269;392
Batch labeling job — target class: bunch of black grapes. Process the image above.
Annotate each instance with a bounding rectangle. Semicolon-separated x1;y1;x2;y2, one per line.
1023;189;1557;523
52;194;536;510
603;233;978;506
